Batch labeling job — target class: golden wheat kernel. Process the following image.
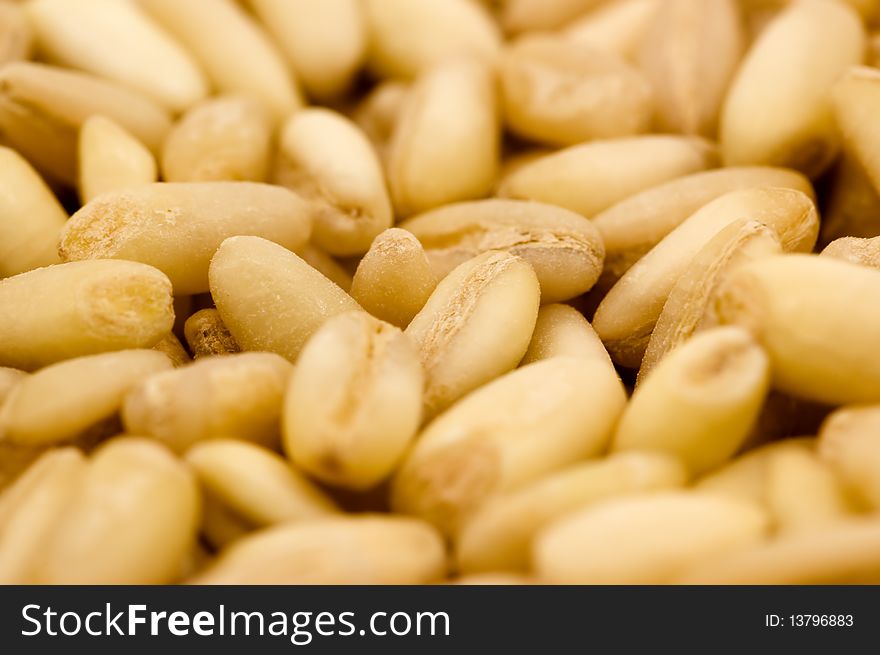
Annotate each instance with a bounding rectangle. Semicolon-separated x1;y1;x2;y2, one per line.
60;182;313;295
720;0;864;177
404;251;540;418
388;57;499;217
716;254;880;405
27;0;209;112
208;236;362;361
350;228;437;328
613;327;770;475
278;108;392;256
283;311;423;490
0;260;174;370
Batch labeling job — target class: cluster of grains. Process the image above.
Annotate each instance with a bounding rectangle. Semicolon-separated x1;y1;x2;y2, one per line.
2;0;880;585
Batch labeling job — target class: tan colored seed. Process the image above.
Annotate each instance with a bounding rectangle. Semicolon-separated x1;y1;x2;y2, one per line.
0;146;67;277
388;58;499;216
363;0;501;79
138;0;302;122
534;491;768;584
78;115;157;203
720;0;864;177
185;439;337;532
195;515;446;585
404;251;540;418
122;352;293;453
27;0;209;112
637;0;744;137
0;260;174;370
161;96;273;183
0;350;171;446
350;228;438;328
401;199;605;303
593;187;818;368
497;135;718;218
283;311;423;490
278;108;392;256
613;327;770;475
249;0;366;100
592;166;813;284
0;61;171;186
499;35;654;146
183;308;240;359
639;219;782;380
456;452;686;573
392;357;627;537
716;254;880;405
208;236;361;361
60;182;313;294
